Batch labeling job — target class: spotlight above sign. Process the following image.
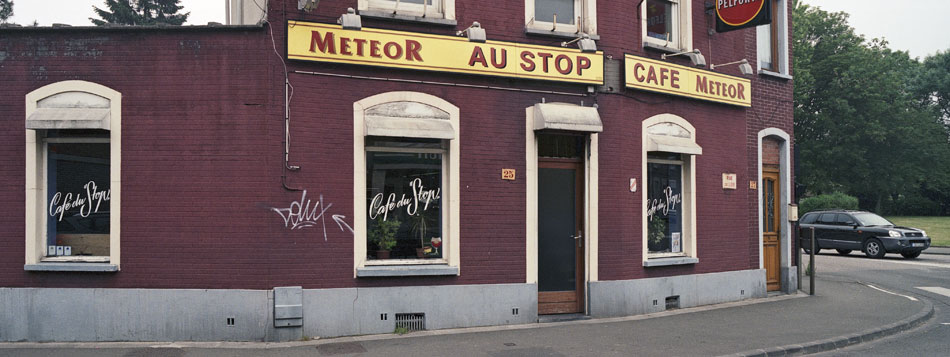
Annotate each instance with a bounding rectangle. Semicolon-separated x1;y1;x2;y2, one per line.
714;0;772;33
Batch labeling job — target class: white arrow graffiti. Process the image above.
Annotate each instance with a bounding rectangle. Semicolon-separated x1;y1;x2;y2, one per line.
272;190;353;241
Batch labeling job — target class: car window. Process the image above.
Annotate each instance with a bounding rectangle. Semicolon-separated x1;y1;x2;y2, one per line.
852;212;893;226
800;213;817;224
835;214;855;226
818;213;836;224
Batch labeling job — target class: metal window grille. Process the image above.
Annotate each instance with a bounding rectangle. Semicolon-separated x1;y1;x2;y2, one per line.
395;313;426;332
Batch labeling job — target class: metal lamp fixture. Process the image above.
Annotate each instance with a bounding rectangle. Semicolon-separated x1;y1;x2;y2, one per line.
561;34;597;53
710;59;755;76
339;8;362;30
297;0;318;12
456;22;486;43
661;49;706;67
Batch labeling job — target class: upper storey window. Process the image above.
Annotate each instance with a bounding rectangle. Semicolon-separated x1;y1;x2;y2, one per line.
360;0;455;21
526;0;597;37
642;0;692;51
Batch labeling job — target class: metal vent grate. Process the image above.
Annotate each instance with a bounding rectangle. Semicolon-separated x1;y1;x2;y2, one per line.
665;296;680;310
395;313;426;332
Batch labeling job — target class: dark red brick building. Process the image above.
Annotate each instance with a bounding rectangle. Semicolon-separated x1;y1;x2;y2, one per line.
0;0;794;341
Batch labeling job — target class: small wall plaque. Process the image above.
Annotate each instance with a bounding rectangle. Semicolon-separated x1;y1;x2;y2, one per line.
722;173;737;190
749;181;758;190
502;169;516;181
630;178;637;192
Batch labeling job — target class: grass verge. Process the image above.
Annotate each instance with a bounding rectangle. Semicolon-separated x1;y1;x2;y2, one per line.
886;216;950;247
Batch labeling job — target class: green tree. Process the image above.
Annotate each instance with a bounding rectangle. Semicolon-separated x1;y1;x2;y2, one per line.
90;0;189;26
913;50;950;133
793;1;950;214
0;0;13;24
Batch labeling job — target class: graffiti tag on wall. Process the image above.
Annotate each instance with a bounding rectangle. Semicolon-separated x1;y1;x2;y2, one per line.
272;190;353;241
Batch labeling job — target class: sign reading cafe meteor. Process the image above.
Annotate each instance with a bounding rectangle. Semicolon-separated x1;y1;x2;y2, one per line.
624;54;751;107
287;21;604;85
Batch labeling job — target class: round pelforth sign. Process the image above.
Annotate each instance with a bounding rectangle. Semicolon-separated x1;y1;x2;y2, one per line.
716;0;766;26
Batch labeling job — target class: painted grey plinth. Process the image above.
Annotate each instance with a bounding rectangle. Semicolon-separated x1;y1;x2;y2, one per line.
302;283;538;338
0;283;537;342
589;269;767;318
0;288;269;342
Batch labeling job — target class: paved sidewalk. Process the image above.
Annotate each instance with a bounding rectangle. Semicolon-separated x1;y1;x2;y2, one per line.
922;246;950;255
0;278;933;357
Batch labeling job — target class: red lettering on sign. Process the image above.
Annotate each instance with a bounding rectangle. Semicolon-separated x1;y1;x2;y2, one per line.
353;38;367;56
555;54;573;75
670;69;680;89
405;40;423;61
340;37;352;56
538;52;553;73
634;63;646;82
577;56;591;75
696;75;708;93
737;83;746;99
469;47;488;67
309;31;335;54
520;51;536;71
646;66;658;85
370;40;382;58
490;48;507;69
384;42;403;60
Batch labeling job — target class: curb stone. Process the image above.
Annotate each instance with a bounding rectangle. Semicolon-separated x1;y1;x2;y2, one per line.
729;297;934;357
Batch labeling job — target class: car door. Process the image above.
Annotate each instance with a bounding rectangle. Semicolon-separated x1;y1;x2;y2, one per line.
835;213;863;249
815;213;839;248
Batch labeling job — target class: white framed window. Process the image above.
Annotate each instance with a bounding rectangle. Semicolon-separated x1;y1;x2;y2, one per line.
641;0;692;51
757;0;789;76
353;92;460;277
525;0;597;36
360;0;455;20
24;80;121;272
641;114;700;266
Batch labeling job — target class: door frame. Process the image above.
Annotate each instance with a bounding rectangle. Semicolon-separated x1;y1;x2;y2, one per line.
757;129;793;292
526;107;599;315
537;158;585;314
762;166;781;291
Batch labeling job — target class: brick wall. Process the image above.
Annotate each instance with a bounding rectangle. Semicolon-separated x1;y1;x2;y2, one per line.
0;0;793;289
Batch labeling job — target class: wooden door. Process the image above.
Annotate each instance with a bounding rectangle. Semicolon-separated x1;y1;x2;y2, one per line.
762;167;781;292
538;160;585;315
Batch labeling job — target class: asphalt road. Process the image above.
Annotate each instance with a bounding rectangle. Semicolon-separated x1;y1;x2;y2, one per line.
803;249;950;356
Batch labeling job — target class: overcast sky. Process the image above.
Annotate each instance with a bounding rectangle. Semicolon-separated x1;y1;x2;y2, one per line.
7;1;950;59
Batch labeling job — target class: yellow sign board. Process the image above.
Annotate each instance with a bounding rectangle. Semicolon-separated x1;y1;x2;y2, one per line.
624;54;751;107
288;21;604;85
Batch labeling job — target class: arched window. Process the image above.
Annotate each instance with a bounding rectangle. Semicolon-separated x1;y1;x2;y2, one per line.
24;80;122;271
353;92;460;277
641;114;700;266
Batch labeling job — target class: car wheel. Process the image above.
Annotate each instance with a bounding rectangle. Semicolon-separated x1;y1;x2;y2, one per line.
802;244;821;255
836;249;852;255
901;251;921;259
864;239;886;259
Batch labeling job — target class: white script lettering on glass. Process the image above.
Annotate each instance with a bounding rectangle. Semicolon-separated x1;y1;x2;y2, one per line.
646;186;682;222
49;181;110;222
272;190;354;240
369;178;441;221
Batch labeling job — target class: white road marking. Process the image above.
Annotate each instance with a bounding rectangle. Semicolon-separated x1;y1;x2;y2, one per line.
917;286;950;298
823;255;950;269
863;284;919;301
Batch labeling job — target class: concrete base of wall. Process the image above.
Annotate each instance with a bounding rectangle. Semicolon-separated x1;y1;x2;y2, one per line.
2;270;775;342
588;269;768;318
0;283;538;342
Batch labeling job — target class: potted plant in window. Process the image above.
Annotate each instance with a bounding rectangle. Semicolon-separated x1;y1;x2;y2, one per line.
369;218;400;259
409;210;437;258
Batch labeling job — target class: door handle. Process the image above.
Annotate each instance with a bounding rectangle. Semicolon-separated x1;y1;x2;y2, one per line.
572;232;583;247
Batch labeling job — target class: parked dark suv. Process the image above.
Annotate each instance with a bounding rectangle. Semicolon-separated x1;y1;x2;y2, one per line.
798;210;930;259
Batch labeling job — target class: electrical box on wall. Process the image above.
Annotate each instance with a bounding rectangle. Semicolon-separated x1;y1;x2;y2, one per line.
274;286;303;328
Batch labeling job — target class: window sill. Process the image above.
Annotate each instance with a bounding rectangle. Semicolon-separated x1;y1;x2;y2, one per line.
642;41;686;54
524;27;600;41
357;264;459;277
25;262;118;272
359;10;457;27
758;69;793;80
642;256;699;267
